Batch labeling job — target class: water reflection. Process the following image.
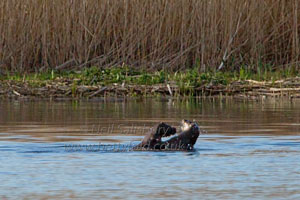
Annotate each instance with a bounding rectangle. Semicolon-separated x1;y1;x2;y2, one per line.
1;98;300;141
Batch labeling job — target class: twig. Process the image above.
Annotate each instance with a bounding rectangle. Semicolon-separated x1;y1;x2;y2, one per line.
77;55;106;69
167;84;173;96
218;8;252;71
89;87;107;98
55;59;76;70
13;90;21;96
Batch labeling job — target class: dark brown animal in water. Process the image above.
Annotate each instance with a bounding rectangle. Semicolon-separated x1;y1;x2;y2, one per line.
134;120;200;151
163;119;200;150
134;122;177;149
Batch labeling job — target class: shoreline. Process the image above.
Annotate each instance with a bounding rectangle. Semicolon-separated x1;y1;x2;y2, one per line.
1;78;300;100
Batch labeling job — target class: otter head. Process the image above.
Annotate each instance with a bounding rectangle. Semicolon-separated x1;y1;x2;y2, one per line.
181;119;199;132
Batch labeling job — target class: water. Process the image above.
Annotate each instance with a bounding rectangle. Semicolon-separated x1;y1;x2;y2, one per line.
0;98;300;199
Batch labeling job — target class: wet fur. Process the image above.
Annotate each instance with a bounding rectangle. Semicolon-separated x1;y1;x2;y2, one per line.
134;120;200;151
134;122;177;149
163;120;199;150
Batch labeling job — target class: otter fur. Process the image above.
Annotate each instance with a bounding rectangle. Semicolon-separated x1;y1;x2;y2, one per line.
134;120;200;151
134;122;177;149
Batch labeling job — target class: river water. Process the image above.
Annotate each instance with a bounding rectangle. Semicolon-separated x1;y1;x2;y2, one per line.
0;98;300;199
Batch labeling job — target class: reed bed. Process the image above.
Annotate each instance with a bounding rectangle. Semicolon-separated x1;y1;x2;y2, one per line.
0;0;299;72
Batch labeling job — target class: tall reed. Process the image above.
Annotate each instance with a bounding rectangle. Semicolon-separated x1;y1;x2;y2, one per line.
0;0;299;72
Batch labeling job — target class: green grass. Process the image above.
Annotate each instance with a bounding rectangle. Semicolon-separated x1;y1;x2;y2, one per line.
1;65;299;88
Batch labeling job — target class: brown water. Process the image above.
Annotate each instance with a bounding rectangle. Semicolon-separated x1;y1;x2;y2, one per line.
0;98;300;199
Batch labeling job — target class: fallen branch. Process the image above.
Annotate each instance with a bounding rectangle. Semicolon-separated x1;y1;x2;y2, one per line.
269;88;300;92
89;87;107;98
55;59;77;70
167;84;173;96
13;90;21;96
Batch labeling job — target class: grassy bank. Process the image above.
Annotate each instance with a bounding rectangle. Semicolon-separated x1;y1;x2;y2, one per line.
1;67;300;99
0;0;299;71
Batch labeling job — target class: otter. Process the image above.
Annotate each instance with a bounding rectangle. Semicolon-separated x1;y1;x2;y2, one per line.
134;120;200;151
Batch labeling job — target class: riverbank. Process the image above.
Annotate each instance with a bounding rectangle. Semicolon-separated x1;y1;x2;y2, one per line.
1;67;300;99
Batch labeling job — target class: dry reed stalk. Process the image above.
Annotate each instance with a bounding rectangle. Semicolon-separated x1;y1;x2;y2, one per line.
0;0;299;72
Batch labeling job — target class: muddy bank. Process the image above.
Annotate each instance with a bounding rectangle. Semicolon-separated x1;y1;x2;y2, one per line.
1;78;300;100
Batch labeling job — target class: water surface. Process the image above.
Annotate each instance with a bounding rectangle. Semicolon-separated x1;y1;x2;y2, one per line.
0;98;300;199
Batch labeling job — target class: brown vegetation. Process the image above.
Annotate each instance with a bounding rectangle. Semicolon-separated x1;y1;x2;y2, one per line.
0;0;299;71
2;77;300;99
